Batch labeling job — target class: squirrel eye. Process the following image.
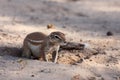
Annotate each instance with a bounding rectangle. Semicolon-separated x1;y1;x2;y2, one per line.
54;35;61;40
54;35;59;38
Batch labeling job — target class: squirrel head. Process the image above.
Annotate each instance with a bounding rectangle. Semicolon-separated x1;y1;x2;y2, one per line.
49;31;66;45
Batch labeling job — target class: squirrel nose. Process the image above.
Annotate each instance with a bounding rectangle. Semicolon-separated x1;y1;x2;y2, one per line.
64;40;66;43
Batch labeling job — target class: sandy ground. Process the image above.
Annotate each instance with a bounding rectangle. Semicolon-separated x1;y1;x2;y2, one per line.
0;0;120;80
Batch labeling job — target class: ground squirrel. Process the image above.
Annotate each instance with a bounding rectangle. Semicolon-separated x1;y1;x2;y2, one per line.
22;31;66;63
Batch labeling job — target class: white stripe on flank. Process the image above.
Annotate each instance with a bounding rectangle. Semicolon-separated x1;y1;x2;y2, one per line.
28;38;43;43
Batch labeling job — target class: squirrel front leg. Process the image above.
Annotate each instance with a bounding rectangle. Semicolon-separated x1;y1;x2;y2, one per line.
43;51;49;62
53;45;60;63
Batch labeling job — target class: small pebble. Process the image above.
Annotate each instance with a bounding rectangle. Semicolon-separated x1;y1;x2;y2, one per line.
31;75;35;77
106;31;113;36
47;24;55;29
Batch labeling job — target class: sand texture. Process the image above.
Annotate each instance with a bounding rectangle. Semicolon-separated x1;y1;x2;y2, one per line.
0;0;120;80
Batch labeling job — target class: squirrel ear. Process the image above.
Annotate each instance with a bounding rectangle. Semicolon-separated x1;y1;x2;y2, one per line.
61;33;65;36
48;36;52;42
49;33;54;39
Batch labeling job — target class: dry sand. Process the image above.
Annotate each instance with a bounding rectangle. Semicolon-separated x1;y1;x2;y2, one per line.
0;0;120;80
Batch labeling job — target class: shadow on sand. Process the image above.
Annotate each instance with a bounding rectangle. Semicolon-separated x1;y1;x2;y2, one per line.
0;47;22;57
